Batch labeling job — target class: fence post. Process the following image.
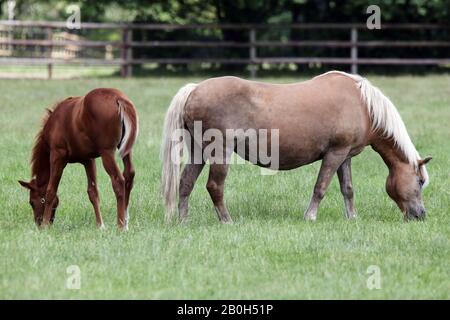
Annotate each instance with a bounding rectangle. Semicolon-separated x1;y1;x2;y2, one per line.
249;28;257;78
350;27;358;74
46;27;53;79
121;27;132;77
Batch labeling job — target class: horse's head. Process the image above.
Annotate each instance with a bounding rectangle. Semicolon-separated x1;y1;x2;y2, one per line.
18;179;59;226
385;156;432;220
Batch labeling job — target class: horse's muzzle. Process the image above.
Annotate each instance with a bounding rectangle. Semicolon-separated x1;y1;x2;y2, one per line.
406;206;426;221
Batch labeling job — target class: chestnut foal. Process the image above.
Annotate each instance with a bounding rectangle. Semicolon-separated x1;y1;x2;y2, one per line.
19;88;138;230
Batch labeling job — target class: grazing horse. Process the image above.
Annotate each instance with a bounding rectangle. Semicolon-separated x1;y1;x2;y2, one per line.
161;71;432;223
19;88;138;230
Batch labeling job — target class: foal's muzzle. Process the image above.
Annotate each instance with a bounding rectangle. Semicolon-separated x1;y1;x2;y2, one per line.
34;216;43;226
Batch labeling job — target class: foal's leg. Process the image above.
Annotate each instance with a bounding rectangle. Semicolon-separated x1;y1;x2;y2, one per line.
179;162;204;222
122;153;135;228
337;158;357;219
304;148;350;221
101;151;127;230
206;164;233;223
42;155;66;227
83;159;105;228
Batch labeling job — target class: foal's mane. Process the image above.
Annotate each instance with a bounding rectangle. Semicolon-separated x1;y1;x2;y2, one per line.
30;100;66;178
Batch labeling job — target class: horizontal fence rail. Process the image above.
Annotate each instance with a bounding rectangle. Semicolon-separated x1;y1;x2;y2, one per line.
0;20;449;78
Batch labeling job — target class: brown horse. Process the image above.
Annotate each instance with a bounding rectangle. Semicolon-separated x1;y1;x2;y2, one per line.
19;88;138;230
161;71;432;223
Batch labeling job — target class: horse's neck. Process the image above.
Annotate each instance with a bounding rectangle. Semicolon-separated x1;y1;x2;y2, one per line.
371;136;409;170
32;139;50;188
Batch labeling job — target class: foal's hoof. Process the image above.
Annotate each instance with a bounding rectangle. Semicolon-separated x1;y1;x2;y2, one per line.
38;222;51;230
220;218;234;225
118;225;129;232
98;223;106;230
304;214;317;221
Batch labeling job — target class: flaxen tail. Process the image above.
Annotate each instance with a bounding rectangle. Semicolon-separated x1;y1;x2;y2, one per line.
117;98;139;158
161;83;198;221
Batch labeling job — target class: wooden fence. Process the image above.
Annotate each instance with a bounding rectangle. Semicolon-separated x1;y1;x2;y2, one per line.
0;20;449;78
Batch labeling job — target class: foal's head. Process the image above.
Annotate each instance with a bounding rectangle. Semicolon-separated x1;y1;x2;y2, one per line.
18;179;59;226
385;156;432;220
18;108;60;226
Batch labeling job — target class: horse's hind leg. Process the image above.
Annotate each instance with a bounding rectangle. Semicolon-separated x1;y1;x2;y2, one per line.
83;159;104;228
337;158;357;219
101;151;127;230
304;148;350;221
122;153;135;228
207;163;233;223
179;162;204;222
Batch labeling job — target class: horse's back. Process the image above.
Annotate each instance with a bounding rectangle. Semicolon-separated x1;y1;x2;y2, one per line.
188;74;368;135
185;74;371;168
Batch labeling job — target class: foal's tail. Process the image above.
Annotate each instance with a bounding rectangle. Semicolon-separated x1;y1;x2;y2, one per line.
161;83;198;222
117;98;139;158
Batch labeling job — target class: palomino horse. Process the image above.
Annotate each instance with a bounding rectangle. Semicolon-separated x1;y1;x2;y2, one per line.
19;88;138;230
161;71;431;223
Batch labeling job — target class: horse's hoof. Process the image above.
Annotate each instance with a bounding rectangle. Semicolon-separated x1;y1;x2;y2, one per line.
98;223;106;230
180;217;190;224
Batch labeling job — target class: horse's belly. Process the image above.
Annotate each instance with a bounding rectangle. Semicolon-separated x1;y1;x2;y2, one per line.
233;136;326;170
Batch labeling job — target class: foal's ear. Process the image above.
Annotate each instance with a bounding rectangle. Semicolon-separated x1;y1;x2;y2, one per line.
418;156;433;166
18;180;34;190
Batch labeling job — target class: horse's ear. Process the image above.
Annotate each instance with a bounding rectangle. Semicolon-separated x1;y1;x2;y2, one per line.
18;180;34;190
418;156;432;166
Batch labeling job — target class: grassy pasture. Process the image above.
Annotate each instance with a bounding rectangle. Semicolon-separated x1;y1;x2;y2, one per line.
0;75;449;299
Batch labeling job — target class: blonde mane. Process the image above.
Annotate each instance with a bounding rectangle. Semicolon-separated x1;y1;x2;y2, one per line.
316;71;429;187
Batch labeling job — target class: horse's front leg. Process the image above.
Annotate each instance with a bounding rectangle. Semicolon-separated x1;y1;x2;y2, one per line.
304;148;350;221
101;151;127;230
337;158;357;219
83;159;105;228
41;155;66;227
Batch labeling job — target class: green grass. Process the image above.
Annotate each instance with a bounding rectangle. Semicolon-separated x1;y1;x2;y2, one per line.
0;75;449;299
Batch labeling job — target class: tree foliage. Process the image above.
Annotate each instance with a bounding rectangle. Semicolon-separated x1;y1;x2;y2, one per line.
1;0;448;72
